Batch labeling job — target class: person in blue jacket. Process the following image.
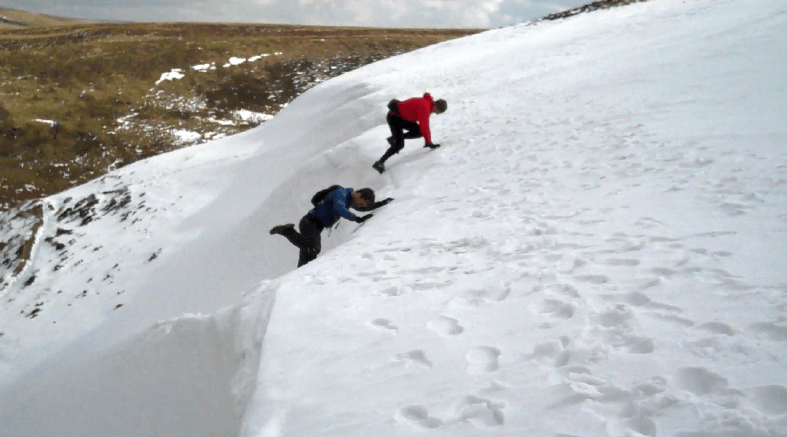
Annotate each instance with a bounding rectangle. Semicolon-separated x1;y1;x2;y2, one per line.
269;186;393;267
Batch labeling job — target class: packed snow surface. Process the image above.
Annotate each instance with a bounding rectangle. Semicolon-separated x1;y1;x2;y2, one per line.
0;0;785;436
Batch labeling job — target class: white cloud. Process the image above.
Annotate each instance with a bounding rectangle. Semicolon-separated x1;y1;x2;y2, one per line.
21;0;591;28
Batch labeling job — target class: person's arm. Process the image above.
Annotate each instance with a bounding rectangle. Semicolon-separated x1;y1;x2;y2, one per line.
332;192;359;221
418;106;432;145
355;197;393;212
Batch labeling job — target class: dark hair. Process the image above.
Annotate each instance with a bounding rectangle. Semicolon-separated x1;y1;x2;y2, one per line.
434;99;447;114
356;188;375;204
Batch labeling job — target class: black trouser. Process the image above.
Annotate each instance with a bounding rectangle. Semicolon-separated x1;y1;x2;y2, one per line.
379;113;422;164
279;215;324;267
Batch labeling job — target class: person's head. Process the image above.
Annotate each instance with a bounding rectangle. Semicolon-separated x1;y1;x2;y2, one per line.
352;188;375;208
433;99;447;115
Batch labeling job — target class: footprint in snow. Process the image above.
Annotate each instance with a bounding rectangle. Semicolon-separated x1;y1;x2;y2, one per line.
394;350;432;369
535;299;575;319
460;283;511;304
610;335;655;355
604;258;641;267
426;316;464;336
369;318;398;333
696;321;736;336
673;367;729;396
746;322;787;342
745;385;787;415
378;286;405;297
466;346;501;374
597;304;635;329
397;405;442;429
452;395;505;427
575;274;609;284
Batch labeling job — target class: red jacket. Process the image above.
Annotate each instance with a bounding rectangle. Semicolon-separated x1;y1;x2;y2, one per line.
393;93;435;145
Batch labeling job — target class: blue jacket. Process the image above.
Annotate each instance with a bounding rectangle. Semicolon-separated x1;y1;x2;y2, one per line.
308;187;358;228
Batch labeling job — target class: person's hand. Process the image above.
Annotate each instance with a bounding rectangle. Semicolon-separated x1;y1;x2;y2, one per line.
424;143;441;149
378;198;394;207
355;213;373;223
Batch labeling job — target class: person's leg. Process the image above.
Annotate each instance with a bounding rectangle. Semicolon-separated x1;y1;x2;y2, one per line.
272;215;320;249
389;113;406;143
401;119;422;139
377;114;418;170
273;222;308;248
296;216;322;267
298;246;319;267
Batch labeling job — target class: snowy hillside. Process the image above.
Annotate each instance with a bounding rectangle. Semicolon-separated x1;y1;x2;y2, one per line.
1;0;786;436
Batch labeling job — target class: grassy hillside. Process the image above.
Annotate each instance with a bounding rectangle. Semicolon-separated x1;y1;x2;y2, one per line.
0;16;479;210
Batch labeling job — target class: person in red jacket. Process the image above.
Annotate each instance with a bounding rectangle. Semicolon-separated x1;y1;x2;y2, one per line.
372;93;447;174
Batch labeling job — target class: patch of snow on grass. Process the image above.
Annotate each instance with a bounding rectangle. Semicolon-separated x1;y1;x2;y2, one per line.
191;63;215;72
236;109;272;124
155;69;185;85
115;113;137;130
207;117;237;126
171;129;201;145
223;57;246;68
204;132;226;140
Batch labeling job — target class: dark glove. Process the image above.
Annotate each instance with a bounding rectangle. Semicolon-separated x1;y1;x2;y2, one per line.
424;143;441;149
355;213;373;224
378;197;394;207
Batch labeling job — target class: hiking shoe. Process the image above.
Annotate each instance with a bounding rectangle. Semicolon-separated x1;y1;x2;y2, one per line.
269;223;294;235
372;161;385;174
386;136;396;147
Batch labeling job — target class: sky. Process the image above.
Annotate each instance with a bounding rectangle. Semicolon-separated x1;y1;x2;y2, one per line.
1;0;787;436
10;0;591;28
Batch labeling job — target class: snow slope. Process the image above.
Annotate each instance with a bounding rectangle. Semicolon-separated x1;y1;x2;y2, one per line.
1;0;787;436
